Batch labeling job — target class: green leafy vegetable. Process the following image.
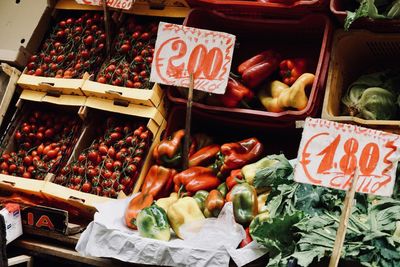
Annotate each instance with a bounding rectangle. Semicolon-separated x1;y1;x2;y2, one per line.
252;154;293;189
345;0;386;31
249;155;400;267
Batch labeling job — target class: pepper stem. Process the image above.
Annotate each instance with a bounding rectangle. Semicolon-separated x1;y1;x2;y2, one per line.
177;184;185;198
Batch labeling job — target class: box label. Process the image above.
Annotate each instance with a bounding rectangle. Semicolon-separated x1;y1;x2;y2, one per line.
21;205;68;234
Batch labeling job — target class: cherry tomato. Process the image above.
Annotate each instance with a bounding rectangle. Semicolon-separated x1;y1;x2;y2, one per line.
97;76;106;83
22;172;32;179
0;162;8;170
23;156;33;166
84;35;94;46
87;151;98;162
8;164;17;173
81;182;92;193
47;150;57;159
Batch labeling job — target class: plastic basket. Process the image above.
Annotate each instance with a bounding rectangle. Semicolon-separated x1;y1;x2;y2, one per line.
330;0;400;32
188;0;328;18
322;30;400;133
167;10;333;128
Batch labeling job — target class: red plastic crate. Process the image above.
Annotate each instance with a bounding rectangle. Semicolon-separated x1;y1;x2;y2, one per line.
188;0;328;18
330;0;400;32
165;106;303;159
167;10;333;128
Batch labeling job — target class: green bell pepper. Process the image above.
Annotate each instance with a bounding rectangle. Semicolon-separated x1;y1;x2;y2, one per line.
231;183;258;225
193;190;209;212
136;205;171;241
217;182;228;198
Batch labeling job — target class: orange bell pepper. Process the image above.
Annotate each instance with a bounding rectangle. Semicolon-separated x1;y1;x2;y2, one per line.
125;192;154;229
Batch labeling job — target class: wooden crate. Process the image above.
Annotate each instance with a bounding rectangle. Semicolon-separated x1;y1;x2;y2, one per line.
41;96;166;211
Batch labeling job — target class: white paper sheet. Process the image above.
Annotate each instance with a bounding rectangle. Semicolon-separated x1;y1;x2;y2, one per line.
76;196;268;267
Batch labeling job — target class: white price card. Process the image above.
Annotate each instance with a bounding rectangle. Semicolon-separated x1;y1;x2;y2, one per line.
75;0;133;10
294;118;400;197
150;22;235;94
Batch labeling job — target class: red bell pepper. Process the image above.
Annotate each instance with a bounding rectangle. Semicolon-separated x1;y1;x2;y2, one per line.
216;138;264;177
189;144;220;167
238;50;281;88
279;58;307;86
226;169;244;190
239;227;253;248
173;166;221;194
218;77;254;108
140;165;177;199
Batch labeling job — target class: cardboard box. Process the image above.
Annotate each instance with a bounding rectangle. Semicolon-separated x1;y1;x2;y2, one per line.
41;96;166;210
0;1;52;68
0;63;21;130
0;90;85;181
16;0;107;96
82;81;164;110
17;74;86;96
0;204;22;244
0;174;46;200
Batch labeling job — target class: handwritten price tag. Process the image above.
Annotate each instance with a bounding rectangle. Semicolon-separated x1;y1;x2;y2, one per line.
150;22;235;94
294;118;400;196
75;0;133;10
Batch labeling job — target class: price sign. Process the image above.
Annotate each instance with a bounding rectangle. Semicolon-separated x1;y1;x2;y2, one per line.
150;22;236;94
294;118;400;196
75;0;133;10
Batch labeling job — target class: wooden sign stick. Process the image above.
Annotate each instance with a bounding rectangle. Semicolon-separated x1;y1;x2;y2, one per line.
182;73;194;170
329;168;360;267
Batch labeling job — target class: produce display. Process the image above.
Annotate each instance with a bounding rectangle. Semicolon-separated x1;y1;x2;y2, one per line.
95;17;157;89
25;12;106;78
177;50;315;113
124;129;266;236
3;3;400;267
123;128;400;266
0;109;82;180
55;117;152;198
345;0;400;30
249;160;400;267
341;69;400;120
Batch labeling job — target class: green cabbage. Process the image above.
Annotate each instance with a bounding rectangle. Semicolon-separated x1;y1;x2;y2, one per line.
341;69;400;120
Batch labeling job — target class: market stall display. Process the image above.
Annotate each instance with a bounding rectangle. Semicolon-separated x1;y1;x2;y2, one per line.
2;0;400;267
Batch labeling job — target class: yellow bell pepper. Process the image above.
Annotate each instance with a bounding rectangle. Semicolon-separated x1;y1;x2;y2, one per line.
258;73;315;112
155;192;178;212
257;191;270;214
167;197;205;239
